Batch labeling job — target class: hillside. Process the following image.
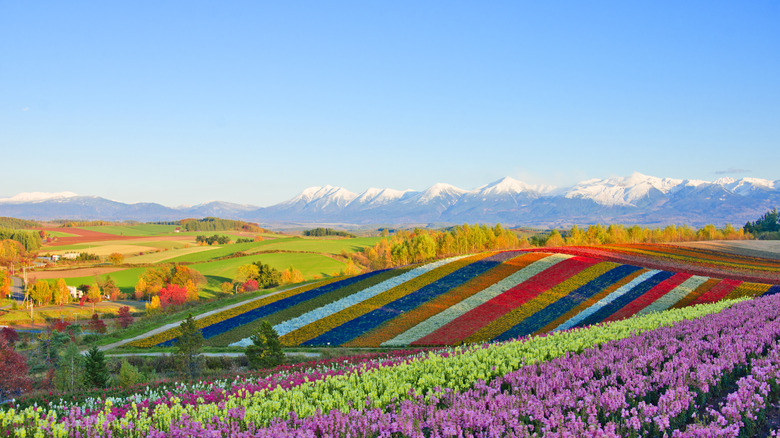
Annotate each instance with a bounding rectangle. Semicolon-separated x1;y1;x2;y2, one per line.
127;245;780;349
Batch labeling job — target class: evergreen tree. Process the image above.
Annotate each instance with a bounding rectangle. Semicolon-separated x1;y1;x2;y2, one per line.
245;320;284;369
175;314;203;378
54;342;84;392
83;346;109;389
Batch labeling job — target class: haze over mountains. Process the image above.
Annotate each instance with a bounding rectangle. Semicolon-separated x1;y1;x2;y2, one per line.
2;172;778;227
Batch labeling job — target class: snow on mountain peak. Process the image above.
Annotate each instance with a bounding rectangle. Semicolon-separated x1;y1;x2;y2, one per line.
352;188;413;206
419;183;467;202
565;172;683;207
714;177;776;195
477;177;555;196
0;191;79;203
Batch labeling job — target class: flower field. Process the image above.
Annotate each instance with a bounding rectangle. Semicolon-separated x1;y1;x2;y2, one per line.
3;297;754;436
128;246;780;349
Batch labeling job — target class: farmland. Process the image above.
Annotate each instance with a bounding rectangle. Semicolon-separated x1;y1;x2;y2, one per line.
125;246;780;349
4;221;780;436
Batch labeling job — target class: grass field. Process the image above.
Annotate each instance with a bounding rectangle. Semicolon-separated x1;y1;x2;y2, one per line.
192;252;346;284
244;236;383;255
123;246;217;264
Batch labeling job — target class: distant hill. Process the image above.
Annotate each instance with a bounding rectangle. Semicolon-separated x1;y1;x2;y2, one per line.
1;172;778;226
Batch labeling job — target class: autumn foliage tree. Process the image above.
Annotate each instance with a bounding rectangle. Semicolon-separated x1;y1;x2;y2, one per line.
108;252;124;265
30;279;52;305
158;284;188;309
54;278;70;305
0;337;31;401
134;264;205;301
0;271;11;298
116;306;134;328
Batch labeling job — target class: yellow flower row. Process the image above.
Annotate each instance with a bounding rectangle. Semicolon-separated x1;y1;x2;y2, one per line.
465;261;618;343
126;278;339;348
280;253;495;347
726;281;772;300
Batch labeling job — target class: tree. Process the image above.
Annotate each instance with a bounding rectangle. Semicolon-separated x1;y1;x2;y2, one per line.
145;296;161;314
87;313;107;334
87;283;101;311
175;314;203;378
54;341;84;392
108;252;124;265
0;270;10;298
116;359;142;388
134;277;147;300
0;337;31;401
0;239;25;268
54;278;70;305
745;208;780;234
245;320;284;370
236;264;260;283
159;284;188;308
83;346;109;389
30;279;52;306
116;306;134;329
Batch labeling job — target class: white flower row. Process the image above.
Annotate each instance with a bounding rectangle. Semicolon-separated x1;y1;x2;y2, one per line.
382;253;572;347
554;269;661;331
636;275;709;316
229;256;469;347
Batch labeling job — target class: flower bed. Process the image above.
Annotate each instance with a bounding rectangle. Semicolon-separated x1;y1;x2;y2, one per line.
473;260;619;342
0;297;742;437
301;252;513;347
353;252;549;348
279;254;490;346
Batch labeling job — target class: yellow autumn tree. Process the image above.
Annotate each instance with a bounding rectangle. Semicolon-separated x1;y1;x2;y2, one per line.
145;296;161;314
54;278;70;305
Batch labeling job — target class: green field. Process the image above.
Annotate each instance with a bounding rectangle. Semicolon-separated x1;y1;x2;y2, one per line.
192;252;346;284
245;236;382;255
123;245;218;264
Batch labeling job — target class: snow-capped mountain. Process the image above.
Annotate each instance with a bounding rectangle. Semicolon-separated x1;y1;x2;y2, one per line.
2;173;779;226
563;172;683;207
0;191;79;203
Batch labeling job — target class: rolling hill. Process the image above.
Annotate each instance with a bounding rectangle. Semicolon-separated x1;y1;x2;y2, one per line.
127;245;780;349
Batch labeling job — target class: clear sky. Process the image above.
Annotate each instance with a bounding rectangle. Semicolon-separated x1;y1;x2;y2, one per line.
2;1;778;207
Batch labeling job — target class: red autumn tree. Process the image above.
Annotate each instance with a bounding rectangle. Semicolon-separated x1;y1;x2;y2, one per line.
87;313;107;334
158;284;188;309
116;306;134;329
0;337;31;400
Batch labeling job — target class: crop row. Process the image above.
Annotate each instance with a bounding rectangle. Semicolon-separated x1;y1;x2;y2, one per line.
0;297;742;436
235;293;780;438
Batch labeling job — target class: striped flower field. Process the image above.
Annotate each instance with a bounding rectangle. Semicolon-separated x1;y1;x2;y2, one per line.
128;244;780;349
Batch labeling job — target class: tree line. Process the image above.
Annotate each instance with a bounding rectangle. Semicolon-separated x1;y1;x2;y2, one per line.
303;228;356;238
744;208;780;239
0;217;40;229
177;217;265;233
534;223;748;247
354;223;520;271
0;228;41;251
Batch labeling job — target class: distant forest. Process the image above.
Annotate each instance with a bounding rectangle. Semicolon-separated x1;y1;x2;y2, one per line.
153;217;265;233
303;228;356;238
0;217;40;229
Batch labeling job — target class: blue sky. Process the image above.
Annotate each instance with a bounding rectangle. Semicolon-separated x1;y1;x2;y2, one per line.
2;1;778;206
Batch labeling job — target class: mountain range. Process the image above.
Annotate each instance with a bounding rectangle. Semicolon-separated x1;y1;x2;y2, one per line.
1;172;778;227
